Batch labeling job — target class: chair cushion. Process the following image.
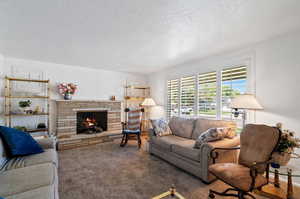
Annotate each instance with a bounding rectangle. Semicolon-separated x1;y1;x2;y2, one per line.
171;140;201;162
0;126;44;157
209;163;268;191
168;117;195;139
123;129;140;134
3;149;58;170
150;135;189;151
6;186;54;199
191;119;236;140
0;163;56;197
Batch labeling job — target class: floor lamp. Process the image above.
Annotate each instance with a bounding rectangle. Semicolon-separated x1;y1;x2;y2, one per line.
141;98;156;131
230;94;263;127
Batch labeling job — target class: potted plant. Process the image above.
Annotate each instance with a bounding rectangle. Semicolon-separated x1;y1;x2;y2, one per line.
272;124;300;166
19;100;32;114
57;83;77;100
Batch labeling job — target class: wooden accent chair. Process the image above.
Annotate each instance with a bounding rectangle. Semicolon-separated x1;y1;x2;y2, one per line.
208;124;281;199
120;108;144;148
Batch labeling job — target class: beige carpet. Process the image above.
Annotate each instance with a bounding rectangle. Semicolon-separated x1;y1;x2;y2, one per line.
58;139;268;199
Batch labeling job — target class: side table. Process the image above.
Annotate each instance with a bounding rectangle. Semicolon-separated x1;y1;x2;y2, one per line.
152;185;185;199
255;165;300;199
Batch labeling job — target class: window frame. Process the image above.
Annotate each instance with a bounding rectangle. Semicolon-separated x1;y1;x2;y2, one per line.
221;65;248;120
166;64;251;120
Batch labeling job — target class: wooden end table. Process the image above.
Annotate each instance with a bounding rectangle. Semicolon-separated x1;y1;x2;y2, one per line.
255;165;300;199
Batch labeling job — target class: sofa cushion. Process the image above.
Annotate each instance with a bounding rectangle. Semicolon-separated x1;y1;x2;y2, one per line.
3;149;58;171
36;138;56;150
168;117;195;139
0;137;7;169
0;163;56;197
191;119;236;140
0;126;44;157
150;135;189;151
6;185;54;199
171;140;201;162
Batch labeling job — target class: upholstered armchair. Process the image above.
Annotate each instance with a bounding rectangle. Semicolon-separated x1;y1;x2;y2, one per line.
120;108;144;148
208;124;281;199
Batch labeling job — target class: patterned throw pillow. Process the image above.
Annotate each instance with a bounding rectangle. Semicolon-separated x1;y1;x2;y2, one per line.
150;119;172;137
194;127;235;149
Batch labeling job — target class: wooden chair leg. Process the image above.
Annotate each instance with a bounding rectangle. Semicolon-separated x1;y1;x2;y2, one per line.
137;133;142;148
120;134;126;147
123;134;129;146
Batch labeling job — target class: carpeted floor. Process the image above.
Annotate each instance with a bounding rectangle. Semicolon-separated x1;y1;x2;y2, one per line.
58;139;268;199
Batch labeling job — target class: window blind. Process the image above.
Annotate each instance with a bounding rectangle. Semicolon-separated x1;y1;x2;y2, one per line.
221;66;247;118
198;72;217;117
180;76;196;116
167;79;179;119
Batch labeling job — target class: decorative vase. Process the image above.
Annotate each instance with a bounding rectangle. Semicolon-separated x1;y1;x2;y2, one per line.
64;93;72;100
272;152;291;166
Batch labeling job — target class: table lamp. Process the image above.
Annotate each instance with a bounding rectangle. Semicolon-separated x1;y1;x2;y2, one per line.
141;98;156;106
230;94;263;127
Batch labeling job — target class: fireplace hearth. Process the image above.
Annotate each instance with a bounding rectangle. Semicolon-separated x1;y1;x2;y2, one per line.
77;111;107;134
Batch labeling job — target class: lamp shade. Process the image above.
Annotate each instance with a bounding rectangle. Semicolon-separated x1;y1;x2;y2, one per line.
230;94;263;110
149;106;165;119
141;98;156;106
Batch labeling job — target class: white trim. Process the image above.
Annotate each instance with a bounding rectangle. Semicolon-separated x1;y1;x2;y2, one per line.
165;56;254;121
216;70;222;119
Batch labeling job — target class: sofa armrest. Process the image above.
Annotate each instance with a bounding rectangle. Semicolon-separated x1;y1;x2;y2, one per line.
199;135;240;165
36;137;56;150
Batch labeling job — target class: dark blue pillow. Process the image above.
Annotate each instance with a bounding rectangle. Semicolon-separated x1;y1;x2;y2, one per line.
0;126;44;157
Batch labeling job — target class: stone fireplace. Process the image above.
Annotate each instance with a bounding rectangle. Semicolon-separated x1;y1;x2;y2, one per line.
55;100;122;150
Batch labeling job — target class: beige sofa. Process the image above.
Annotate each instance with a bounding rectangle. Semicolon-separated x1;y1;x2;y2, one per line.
0;137;58;199
149;117;240;183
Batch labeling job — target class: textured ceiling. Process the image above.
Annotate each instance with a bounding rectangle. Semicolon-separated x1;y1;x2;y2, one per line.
0;0;300;74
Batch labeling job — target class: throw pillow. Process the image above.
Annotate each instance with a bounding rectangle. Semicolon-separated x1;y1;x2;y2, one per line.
150;119;172;136
0;126;44;157
194;127;235;149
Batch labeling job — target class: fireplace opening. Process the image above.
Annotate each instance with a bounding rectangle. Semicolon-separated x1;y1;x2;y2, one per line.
76;111;107;134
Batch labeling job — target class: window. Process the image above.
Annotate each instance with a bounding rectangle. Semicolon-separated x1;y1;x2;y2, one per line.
166;66;248;120
180;76;196;116
167;79;179;118
198;72;217;117
221;66;247;118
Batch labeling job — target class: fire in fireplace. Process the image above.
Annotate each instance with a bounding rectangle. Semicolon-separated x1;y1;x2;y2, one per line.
77;111;107;134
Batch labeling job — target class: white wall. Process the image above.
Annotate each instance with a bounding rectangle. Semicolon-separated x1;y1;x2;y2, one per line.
149;30;300;133
148;30;300;182
0;57;147;133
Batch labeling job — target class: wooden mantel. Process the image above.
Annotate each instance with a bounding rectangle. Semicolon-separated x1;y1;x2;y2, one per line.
54;99;123;103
